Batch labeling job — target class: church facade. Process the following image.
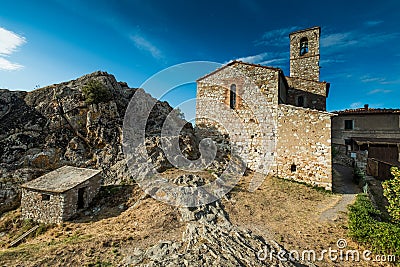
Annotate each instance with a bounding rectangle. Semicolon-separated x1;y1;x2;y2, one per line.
196;27;333;190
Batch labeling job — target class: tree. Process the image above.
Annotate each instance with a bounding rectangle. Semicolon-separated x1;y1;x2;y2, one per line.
82;79;112;105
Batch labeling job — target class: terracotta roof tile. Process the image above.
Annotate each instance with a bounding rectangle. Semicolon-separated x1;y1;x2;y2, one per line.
334;107;400;115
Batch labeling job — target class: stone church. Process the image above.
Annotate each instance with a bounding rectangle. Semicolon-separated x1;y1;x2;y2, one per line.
196;27;333;190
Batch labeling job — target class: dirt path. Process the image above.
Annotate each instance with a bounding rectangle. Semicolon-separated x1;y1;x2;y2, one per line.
319;164;361;222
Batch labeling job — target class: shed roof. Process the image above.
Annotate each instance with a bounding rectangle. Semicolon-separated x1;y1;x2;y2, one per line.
335;108;400;115
352;137;400;146
21;166;101;193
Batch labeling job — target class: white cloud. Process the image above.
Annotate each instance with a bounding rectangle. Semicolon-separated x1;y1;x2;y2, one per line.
365;20;384;27
367;88;392;95
350;102;362;109
0;27;26;56
234;52;268;64
256;26;301;46
0;57;24;71
360;75;385;83
380;79;400;85
360;75;400;85
320;32;356;48
130;34;162;59
258;58;287;65
229;52;287;66
321;30;398;50
0;27;26;71
319;58;346;65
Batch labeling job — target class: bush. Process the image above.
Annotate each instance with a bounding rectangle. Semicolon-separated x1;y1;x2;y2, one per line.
82;79;112;105
382;167;400;223
348;193;400;257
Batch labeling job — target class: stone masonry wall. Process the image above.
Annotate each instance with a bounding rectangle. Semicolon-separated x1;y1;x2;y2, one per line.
276;104;333;190
289;27;320;81
21;189;64;224
286;88;326;111
62;173;102;220
289;56;320;82
286;77;328;97
196;62;279;172
21;173;101;224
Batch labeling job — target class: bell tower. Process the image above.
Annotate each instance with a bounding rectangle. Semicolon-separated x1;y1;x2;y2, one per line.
289;26;320;81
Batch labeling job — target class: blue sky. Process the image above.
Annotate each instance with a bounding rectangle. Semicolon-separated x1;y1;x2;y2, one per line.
0;0;399;119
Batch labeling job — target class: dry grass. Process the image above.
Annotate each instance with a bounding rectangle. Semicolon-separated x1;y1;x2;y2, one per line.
0;171;395;266
224;174;394;267
0;184;184;266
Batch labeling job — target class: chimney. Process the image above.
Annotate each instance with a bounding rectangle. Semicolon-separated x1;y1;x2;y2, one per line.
364;104;369;110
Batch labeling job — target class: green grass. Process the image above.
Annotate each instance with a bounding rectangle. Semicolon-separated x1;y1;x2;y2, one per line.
348;193;400;259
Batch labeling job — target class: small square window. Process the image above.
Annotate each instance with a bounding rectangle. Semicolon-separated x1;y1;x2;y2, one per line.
41;194;50;201
344;120;354;130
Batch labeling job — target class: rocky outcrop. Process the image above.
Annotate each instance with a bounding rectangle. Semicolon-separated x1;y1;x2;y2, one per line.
124;174;314;267
0;71;198;213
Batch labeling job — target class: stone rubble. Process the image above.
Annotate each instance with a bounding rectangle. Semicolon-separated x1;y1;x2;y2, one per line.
123;174;315;267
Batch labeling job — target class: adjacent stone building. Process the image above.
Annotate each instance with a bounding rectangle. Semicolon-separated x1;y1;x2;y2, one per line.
332;105;400;177
196;26;333;189
21;166;101;224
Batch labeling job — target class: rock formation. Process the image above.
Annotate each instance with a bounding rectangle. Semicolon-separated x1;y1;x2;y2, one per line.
0;71;197;213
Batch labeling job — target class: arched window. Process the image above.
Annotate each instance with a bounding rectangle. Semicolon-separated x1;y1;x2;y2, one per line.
300;37;308;56
230;84;236;109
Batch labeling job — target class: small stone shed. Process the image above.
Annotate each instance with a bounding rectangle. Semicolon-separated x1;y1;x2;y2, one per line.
20;166;102;224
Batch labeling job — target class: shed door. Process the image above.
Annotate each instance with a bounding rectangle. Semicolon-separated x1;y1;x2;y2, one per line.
77;187;86;209
368;145;398;163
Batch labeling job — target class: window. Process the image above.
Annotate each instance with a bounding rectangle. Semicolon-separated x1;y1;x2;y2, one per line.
230;84;236;109
41;194;50;201
291;164;297;172
300;37;308;56
344;120;354;130
297;96;305;107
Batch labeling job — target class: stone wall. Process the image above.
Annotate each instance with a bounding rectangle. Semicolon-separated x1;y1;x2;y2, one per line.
289;27;320;82
21;173;101;224
285;77;328;111
355;150;368;172
286;77;328;97
62;173;102;220
276;105;333;190
332;113;400;145
196;61;333;189
21;189;64;224
196;62;279;172
286;68;329;111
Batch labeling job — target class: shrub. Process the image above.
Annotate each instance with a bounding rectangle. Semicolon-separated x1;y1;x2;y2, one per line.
348;193;400;258
82;79;112;105
382;167;400;223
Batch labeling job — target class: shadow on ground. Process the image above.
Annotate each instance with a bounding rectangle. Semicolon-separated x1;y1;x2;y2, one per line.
332;164;361;194
71;185;137;223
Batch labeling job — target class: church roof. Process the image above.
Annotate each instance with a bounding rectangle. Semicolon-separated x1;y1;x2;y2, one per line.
196;60;282;82
21;166;101;193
